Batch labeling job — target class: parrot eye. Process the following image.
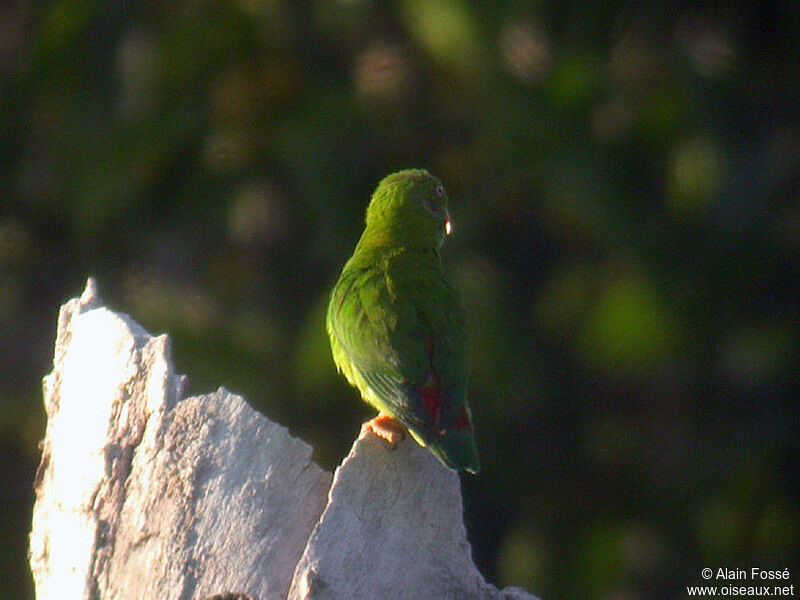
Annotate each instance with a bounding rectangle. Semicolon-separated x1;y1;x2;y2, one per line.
435;185;444;197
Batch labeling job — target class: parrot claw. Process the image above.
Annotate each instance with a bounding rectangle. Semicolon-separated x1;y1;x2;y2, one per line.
361;414;406;448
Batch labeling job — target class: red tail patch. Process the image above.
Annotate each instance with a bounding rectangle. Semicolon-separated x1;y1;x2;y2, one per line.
422;334;443;431
421;382;442;428
420;335;472;434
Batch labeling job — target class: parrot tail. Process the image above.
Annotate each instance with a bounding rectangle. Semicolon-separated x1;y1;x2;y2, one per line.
425;429;480;474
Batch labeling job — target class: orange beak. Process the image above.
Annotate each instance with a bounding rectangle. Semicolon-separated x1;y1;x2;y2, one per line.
445;210;452;235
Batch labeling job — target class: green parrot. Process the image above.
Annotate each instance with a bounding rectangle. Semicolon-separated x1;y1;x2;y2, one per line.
326;169;479;473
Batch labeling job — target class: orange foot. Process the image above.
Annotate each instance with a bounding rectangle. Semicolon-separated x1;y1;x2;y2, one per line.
361;413;406;448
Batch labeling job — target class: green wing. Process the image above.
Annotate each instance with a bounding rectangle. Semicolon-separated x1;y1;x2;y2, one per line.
327;248;479;472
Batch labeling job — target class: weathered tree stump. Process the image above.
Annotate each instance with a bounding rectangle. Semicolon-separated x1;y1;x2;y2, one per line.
29;279;537;600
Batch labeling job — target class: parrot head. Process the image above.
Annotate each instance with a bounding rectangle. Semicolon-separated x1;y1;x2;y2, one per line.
364;169;452;249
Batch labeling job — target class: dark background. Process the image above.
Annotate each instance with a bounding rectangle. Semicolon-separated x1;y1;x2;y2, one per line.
2;1;799;598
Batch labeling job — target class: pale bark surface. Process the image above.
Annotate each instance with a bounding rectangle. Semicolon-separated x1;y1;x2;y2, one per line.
29;279;538;600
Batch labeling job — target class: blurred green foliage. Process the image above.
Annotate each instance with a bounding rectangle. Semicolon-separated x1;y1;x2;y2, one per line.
2;1;799;598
